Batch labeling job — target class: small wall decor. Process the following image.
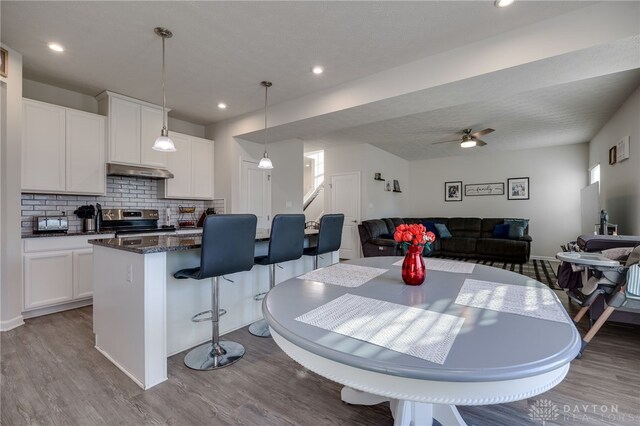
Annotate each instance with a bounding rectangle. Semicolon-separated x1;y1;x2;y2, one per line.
444;181;462;202
0;47;7;78
385;180;392;191
374;172;384;181
616;136;630;162
507;177;529;200
393;180;402;193
609;146;617;165
464;183;504;196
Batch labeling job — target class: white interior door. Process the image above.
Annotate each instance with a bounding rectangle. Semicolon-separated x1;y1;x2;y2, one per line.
329;172;361;259
241;160;271;229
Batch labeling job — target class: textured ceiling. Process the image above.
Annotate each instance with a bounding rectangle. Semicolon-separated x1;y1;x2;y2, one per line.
1;1;593;124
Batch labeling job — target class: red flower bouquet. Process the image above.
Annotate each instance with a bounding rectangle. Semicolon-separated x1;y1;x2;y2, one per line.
393;224;436;252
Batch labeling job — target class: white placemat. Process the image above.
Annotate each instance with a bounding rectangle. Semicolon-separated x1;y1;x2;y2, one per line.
392;258;475;274
455;279;571;324
295;293;464;364
297;263;388;288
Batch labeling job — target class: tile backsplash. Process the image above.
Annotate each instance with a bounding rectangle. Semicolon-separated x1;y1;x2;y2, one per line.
21;176;224;234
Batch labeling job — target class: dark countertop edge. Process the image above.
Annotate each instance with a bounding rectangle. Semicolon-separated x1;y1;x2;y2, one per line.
22;231;116;239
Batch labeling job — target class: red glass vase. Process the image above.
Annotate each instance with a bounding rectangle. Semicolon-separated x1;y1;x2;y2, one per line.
402;245;425;285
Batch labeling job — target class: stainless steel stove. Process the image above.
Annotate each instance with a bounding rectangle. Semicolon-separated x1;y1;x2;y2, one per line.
100;208;176;236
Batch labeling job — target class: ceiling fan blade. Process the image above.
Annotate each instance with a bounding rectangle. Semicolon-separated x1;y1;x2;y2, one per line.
471;128;495;138
476;139;487;147
431;139;460;145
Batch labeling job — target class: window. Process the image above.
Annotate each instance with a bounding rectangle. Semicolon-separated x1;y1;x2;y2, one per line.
589;164;600;185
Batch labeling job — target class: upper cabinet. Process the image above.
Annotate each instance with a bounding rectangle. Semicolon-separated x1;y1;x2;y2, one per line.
159;132;214;200
22;99;105;195
96;91;168;168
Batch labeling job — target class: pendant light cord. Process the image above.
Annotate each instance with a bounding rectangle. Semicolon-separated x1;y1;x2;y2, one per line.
264;84;268;152
162;35;167;130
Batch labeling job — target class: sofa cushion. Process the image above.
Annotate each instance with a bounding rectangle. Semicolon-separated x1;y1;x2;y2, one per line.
477;238;528;258
383;218;405;234
369;238;398;247
448;217;482;238
434;223;452;239
492;223;510;239
362;219;389;239
505;218;529;239
379;233;394;239
403;218;423;224
481;218;505;238
441;237;476;254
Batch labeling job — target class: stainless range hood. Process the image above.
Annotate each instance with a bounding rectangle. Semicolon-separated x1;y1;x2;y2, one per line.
106;163;174;179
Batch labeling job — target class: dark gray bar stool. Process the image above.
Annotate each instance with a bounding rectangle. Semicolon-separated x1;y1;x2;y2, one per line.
174;214;257;370
303;213;345;269
249;214;305;337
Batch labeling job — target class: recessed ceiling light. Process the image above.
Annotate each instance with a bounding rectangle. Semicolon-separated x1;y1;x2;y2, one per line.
312;66;324;75
217;102;227;110
48;43;65;52
494;0;514;7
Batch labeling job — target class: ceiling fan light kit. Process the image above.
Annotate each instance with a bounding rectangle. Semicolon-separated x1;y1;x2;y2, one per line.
432;128;494;148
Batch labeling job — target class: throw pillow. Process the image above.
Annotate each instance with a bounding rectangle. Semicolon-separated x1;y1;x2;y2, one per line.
492;223;510;239
434;223;452;239
504;218;529;239
379;233;394;240
421;221;440;238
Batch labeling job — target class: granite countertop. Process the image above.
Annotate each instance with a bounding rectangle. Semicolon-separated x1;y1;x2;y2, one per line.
22;230;116;239
89;229;319;254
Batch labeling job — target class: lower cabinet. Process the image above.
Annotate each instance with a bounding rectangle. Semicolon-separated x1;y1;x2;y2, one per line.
22;235;113;314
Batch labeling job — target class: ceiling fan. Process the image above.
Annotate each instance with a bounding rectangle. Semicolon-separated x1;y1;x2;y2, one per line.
432;128;495;148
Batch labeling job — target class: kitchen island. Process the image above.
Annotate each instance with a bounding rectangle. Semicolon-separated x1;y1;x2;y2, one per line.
90;230;335;390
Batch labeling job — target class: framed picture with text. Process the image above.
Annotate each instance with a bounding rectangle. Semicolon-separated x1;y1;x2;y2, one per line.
445;181;462;202
507;177;529;200
0;47;7;78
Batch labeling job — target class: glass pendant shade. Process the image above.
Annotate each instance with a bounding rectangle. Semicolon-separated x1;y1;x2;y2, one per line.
258;153;273;169
153;134;176;152
154;27;176;152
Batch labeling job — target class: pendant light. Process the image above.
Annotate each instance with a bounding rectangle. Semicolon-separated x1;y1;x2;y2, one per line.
258;81;274;169
152;27;176;152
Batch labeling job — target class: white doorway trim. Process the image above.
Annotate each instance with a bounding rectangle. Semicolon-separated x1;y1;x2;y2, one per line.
328;171;361;259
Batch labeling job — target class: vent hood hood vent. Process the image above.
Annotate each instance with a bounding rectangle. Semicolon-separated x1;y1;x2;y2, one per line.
106;163;174;179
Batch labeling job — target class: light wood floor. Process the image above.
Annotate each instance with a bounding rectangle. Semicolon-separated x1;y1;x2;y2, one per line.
2;293;639;426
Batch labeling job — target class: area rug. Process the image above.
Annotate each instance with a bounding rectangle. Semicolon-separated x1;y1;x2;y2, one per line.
431;256;562;290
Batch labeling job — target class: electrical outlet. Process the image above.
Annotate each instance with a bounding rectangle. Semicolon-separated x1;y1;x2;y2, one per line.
126;265;133;283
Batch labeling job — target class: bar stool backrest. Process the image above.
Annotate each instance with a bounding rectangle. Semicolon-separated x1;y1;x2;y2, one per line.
199;214;257;278
316;214;345;255
266;214;305;264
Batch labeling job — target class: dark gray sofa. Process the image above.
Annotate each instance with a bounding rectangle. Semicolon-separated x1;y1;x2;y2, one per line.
358;217;531;263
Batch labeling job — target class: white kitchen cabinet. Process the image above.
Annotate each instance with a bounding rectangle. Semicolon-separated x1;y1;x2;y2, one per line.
22;99;105;195
22;234;114;316
73;249;94;299
160;132;214;200
65;109;106;194
22;99;66;192
24;251;74;310
97;91;169;168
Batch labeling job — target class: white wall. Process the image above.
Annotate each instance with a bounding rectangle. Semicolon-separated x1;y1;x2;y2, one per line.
23;79;206;137
408;143;589;258
1;45;24;330
324;143;409;221
588;85;640;235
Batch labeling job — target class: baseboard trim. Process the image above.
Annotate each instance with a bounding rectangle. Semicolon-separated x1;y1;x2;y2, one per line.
531;256;559;262
0;315;25;332
22;298;92;320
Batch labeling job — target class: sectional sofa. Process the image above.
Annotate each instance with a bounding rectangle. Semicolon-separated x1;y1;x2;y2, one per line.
358;217;531;263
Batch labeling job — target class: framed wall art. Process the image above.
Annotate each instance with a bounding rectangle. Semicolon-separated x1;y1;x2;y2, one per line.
616;136;630;162
445;181;462;202
0;47;7;78
609;146;617;165
464;182;504;196
507;177;529;200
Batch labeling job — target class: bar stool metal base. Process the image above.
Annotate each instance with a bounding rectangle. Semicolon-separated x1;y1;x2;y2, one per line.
184;341;245;371
248;319;271;337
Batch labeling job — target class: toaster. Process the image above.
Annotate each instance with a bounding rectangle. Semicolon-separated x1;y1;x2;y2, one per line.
33;214;69;234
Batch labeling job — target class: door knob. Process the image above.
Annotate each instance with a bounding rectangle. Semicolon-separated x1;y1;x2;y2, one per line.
352;220;358;223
